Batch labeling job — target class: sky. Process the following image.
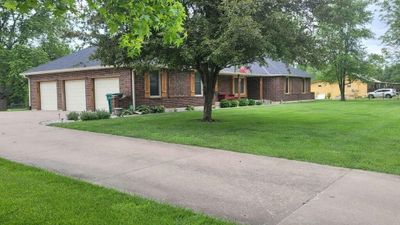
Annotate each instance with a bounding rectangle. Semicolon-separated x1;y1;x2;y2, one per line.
363;3;388;55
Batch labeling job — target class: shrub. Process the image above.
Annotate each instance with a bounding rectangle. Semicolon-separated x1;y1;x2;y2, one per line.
186;105;195;111
326;92;332;99
136;105;151;114
256;101;263;105
96;110;111;119
229;100;239;107
220;99;231;108
80;111;98;121
238;98;249;106
66;112;79;121
151;105;166;113
248;99;256;106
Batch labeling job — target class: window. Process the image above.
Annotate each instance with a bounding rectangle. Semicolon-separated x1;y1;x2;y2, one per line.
285;77;290;94
233;78;245;94
195;73;203;96
150;71;161;97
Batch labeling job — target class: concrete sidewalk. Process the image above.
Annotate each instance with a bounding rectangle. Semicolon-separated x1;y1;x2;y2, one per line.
0;111;399;225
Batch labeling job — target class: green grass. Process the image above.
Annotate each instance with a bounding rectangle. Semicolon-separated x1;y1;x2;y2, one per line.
0;158;233;225
56;100;400;175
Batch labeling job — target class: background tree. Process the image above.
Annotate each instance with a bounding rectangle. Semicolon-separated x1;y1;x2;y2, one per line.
1;0;186;107
0;2;72;107
381;0;400;61
93;0;327;121
315;0;373;101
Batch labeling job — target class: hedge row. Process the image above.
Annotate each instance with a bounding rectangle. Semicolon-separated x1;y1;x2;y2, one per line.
220;99;262;108
66;110;111;121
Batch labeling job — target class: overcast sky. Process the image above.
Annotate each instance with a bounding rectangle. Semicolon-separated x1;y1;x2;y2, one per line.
363;3;388;55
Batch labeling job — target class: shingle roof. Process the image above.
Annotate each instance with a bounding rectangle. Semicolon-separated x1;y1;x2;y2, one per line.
220;58;310;77
23;47;310;78
23;47;101;75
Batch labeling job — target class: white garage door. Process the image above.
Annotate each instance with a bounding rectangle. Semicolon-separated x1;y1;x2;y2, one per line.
65;80;86;111
40;81;57;110
95;78;120;111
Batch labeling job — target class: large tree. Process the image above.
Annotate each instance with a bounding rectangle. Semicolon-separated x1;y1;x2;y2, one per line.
315;0;373;101
93;0;326;121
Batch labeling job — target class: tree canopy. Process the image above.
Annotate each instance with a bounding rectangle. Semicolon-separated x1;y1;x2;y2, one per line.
93;0;328;121
0;1;73;106
382;0;400;61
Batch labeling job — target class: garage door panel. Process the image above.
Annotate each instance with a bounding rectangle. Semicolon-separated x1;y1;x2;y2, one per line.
95;78;120;111
40;82;57;110
65;80;86;111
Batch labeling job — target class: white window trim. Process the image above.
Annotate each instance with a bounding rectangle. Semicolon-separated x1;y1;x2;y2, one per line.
195;74;203;96
150;71;161;98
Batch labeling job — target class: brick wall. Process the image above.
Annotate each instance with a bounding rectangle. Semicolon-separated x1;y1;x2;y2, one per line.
247;77;261;100
217;76;232;94
263;77;314;102
29;68;132;110
29;67;314;111
135;71;204;108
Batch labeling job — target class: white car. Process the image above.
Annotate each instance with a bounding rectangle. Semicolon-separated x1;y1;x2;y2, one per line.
367;88;398;98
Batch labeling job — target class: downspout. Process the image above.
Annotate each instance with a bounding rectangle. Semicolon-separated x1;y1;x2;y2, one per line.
131;69;136;109
27;76;31;110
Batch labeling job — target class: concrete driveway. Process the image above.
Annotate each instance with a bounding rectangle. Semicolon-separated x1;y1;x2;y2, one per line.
0;111;399;225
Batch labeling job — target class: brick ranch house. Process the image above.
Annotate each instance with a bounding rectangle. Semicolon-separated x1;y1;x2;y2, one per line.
22;47;314;111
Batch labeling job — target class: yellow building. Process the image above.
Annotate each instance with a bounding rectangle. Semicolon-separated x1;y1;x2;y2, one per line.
311;80;368;100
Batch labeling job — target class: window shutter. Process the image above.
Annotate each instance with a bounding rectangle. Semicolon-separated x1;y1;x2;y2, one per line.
190;72;196;96
144;73;150;98
161;70;168;98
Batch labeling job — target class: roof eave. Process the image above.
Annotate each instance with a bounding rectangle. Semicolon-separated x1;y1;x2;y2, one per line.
22;65;113;77
219;71;310;78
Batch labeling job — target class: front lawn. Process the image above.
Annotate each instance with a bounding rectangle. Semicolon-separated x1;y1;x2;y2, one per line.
0;158;233;225
56;100;400;175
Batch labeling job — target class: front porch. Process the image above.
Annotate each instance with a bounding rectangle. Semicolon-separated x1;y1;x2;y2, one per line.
216;75;264;101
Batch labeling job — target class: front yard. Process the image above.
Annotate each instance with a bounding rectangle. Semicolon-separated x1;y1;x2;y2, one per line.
56;100;400;175
0;158;232;225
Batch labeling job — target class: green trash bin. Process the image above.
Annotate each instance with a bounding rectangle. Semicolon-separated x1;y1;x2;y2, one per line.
106;93;123;113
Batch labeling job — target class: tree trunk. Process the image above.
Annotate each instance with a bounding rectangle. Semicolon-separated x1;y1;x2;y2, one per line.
197;64;219;122
338;79;346;101
202;73;218;122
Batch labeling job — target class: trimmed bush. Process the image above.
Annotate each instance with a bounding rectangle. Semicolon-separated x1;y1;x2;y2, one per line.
66;112;79;121
248;99;256;106
229;100;239;107
256;101;263;105
238;98;249;106
186;105;195;111
136;105;151;114
151;105;166;113
96;110;111;119
80;111;99;121
220;99;231;108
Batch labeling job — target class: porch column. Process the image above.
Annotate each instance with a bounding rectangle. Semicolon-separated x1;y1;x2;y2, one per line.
238;75;241;99
259;77;263;100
